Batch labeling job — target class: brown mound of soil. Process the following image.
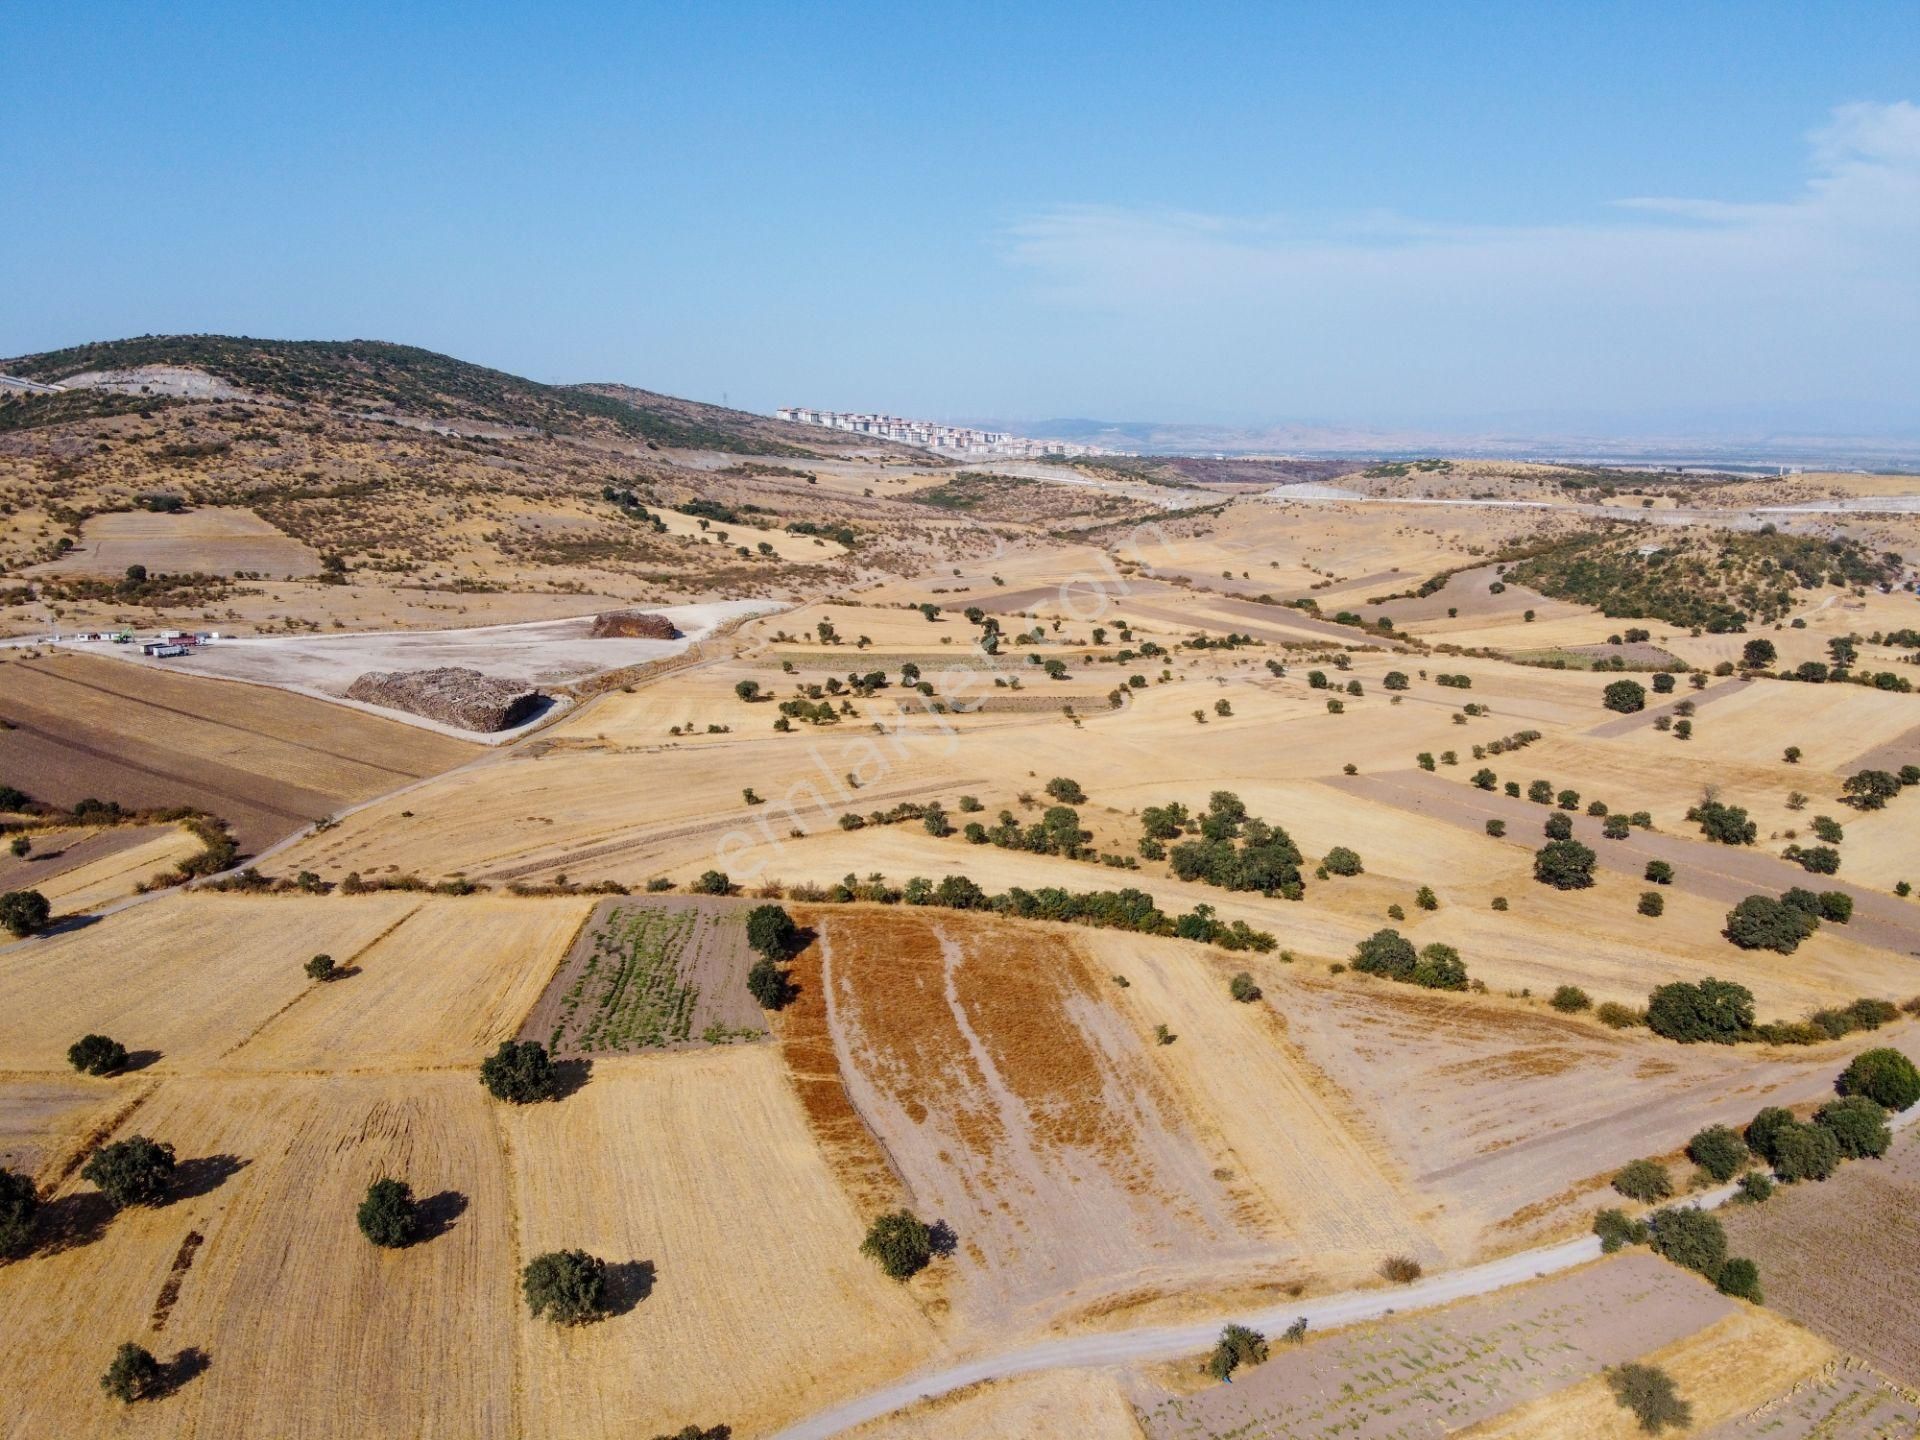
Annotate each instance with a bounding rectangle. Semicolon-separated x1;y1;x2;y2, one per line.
345;667;544;732
588;609;681;640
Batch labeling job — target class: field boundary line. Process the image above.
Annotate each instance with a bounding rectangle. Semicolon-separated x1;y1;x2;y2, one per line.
214;901;425;1061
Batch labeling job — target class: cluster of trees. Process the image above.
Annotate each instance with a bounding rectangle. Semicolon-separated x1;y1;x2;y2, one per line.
776;872;1281;952
1349;930;1469;990
1723;889;1849;955
1688;797;1757;845
1145;791;1307;899
966;804;1090;859
745;904;798;1010
1842;767;1914;810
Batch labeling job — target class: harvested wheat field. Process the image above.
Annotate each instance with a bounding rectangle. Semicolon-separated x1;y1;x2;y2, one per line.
0;891;424;1075
220;896;593;1073
0;822;201;913
843;1368;1143;1439
0;1071;520;1440
502;1045;937;1438
518;896;763;1055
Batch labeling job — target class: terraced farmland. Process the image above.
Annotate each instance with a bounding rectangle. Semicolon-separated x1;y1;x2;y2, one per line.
521;897;764;1055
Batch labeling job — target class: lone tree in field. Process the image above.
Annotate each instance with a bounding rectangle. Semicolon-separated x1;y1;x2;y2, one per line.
1838;1047;1920;1111
80;1136;175;1208
1350;928;1417;982
1686;1124;1747;1183
1644;859;1674;885
100;1342;163;1404
746;956;791;1010
357;1177;420;1248
860;1209;934;1280
745;904;797;960
522;1249;609;1324
1723;894;1818;954
1533;838;1597;890
0;1166;38;1256
67;1034;129;1076
479;1039;560;1104
1229;972;1262;1003
1204;1323;1268;1380
692;870;732;895
1321;846;1363;876
1602;678;1647;714
1741;638;1777;669
0;889;52;938
1044;776;1087;804
1645;978;1753;1044
1605;1362;1692;1433
304;953;337;981
734;679;761;702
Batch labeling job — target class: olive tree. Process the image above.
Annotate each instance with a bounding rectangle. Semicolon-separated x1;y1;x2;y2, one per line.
357;1177;420;1248
100;1342;163;1403
860;1209;934;1280
522;1249;609;1324
67;1033;129;1076
479;1040;559;1104
81;1136;176;1207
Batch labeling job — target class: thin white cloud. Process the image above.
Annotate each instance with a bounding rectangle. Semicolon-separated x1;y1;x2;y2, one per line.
998;102;1920;432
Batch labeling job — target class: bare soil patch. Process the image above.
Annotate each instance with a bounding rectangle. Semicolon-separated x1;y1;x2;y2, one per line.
31;505;318;579
519;896;764;1055
803;908;1263;1329
1720;1128;1920;1385
0;651;472;851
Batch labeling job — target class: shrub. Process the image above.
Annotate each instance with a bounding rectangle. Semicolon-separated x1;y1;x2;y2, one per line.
1612;1159;1672;1203
1228;972;1262;1003
1789;844;1840;875
861;1209;933;1280
745;904;798;960
1491;896;1508;911
1411;943;1467;990
1322;846;1363;876
357;1177;419;1248
1645;978;1754;1044
1471;768;1497;790
691;870;731;895
0;889;51;938
1838;1048;1920;1110
1550;985;1591;1013
1648;1206;1727;1276
1533;839;1597;890
1593;1207;1649;1252
1596;1001;1643;1029
1724;895;1818;953
479;1040;559;1104
100;1342;163;1403
1603;814;1631;839
1203;1323;1269;1379
80;1135;175;1207
1645;860;1674;885
1380;1254;1422;1283
1736;1171;1774;1203
67;1033;129;1076
1686;1125;1747;1182
1818;891;1853;923
1605;1362;1691;1433
746;956;791;1010
1715;1256;1763;1303
0;1167;38;1256
1414;885;1438;911
1638;891;1665;917
1544;812;1573;841
1744;1106;1796;1162
522;1249;608;1324
1769;1121;1840;1182
1814;1095;1890;1159
1484;819;1506;838
1044;777;1086;804
1603;679;1647;714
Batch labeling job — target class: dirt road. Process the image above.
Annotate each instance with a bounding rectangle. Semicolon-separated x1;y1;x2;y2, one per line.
767;1108;1920;1440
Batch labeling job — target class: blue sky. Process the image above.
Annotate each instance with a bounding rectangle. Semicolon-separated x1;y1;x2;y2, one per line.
3;3;1917;436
